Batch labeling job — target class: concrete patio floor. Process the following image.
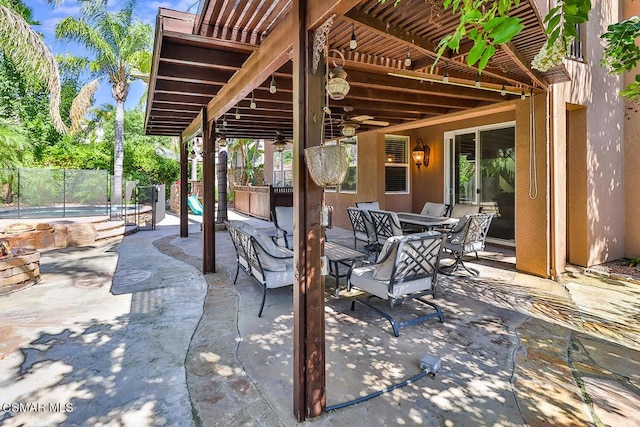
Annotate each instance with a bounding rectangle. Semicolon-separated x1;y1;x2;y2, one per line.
1;211;639;426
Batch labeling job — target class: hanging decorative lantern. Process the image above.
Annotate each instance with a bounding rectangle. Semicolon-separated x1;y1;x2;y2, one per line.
304;144;349;187
217;132;227;148
340;120;359;137
326;49;350;100
272;131;287;152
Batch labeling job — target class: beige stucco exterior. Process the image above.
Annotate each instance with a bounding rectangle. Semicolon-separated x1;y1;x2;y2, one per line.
553;0;629;267
624;0;640;257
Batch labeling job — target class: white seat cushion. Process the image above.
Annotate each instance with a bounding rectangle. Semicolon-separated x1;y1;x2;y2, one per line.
351;265;434;300
356;201;380;212
260;263;294;289
420;202;447;217
450;204;480;218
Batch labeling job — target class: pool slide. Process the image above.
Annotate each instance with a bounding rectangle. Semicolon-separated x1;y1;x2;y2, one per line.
187;194;204;215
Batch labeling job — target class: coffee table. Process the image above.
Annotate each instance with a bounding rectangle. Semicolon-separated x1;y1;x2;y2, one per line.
324;241;367;298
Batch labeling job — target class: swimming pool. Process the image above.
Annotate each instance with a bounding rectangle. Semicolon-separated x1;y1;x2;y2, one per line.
0;205;140;219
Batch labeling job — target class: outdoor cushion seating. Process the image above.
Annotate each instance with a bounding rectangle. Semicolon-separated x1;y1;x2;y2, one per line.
448;203;480;219
441;212;494;277
225;220;294;316
355;201;380;211
420;202;447;217
273;206;294;249
347;231;445;337
367;209;404;252
346;207;376;252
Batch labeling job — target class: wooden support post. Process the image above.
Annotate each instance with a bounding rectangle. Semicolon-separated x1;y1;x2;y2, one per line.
180;134;188;238
202;107;216;273
292;0;326;421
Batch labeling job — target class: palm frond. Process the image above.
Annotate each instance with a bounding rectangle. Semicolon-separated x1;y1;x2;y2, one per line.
0;5;67;133
0;117;28;169
56;53;90;75
56;16;115;65
69;77;100;133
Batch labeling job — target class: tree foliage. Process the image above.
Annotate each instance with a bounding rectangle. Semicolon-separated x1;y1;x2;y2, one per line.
100;108;179;187
601;16;640;104
0;0;67;132
55;0;153;205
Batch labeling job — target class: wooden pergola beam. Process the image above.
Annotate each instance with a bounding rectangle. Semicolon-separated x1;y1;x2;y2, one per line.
344;8;437;56
501;42;548;89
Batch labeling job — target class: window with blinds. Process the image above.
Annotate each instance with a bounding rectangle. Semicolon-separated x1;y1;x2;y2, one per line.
385;135;409;193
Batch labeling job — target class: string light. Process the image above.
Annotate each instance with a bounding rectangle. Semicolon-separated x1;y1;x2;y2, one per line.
250;91;256;109
501;85;507;96
443;71;449;83
475;74;481;88
269;75;277;94
349;24;357;50
235;107;241;120
404;50;412;67
521;89;526;100
222;113;228;128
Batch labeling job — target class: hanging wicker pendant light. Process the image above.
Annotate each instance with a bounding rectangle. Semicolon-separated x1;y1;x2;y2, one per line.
304;144;349;187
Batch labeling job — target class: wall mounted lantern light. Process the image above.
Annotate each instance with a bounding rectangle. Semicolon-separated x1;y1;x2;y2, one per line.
412;138;430;169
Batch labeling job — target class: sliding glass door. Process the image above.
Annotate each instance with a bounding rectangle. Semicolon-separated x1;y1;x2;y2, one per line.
445;123;515;243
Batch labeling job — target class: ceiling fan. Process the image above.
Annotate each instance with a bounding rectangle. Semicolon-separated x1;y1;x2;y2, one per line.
341;106;390;127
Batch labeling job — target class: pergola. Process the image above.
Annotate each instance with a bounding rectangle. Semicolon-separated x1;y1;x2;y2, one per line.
145;0;561;421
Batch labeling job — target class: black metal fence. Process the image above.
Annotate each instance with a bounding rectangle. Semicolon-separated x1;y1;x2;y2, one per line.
0;168;109;218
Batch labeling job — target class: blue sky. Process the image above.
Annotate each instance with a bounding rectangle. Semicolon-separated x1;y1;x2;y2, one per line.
24;0;196;109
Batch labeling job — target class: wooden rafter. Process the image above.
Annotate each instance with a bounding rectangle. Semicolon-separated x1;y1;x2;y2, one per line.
146;0;563;139
501;42;548;89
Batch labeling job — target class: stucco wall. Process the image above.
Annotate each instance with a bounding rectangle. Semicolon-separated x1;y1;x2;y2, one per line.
624;0;640;257
556;0;626;266
515;94;550;277
326;111;519;230
408;111;516;212
325;131;388;228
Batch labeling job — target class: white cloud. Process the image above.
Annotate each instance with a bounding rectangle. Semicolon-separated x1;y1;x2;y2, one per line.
39;17;61;35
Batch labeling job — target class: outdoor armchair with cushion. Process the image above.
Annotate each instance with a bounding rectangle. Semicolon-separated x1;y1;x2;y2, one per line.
226;220;252;283
420;202;447;217
448;203;480;219
440;212;494;277
346;207;376;252
355;201;380;211
347;232;445;337
273;206;294;249
225;220;294;316
368;209;404;252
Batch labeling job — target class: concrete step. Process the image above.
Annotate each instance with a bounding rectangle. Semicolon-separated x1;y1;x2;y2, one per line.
95;220;126;241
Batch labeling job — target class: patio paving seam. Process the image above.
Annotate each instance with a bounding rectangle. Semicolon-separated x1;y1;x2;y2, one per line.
153;233;286;427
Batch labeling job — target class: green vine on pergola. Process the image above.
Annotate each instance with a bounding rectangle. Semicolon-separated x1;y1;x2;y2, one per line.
382;0;640;105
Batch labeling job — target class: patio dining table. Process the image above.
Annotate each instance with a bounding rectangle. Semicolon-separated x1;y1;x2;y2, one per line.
396;212;459;231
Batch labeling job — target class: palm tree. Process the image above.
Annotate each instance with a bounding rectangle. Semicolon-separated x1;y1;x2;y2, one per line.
55;0;152;207
0;0;66;133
